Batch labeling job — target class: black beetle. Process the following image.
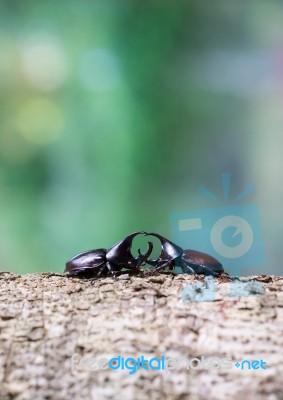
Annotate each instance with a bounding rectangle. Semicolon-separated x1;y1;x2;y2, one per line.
142;233;224;276
65;232;153;278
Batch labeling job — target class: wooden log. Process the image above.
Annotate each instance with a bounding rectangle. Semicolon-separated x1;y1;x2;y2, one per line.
0;272;282;400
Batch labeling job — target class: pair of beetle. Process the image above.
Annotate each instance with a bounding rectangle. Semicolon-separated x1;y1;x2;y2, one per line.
65;232;224;278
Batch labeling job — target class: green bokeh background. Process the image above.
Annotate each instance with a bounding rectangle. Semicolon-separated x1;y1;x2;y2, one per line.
1;1;283;274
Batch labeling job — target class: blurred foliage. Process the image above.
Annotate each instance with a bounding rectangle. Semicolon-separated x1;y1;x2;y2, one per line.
0;1;283;274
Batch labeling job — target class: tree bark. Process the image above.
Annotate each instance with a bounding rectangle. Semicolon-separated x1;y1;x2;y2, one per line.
0;272;282;400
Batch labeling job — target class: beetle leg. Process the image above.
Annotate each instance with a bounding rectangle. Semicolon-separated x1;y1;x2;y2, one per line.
149;260;175;272
182;262;219;276
96;264;108;278
181;262;197;275
106;262;118;278
199;265;221;276
127;259;141;271
146;258;161;267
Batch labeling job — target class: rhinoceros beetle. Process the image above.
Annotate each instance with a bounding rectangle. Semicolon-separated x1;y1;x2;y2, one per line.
142;233;224;277
65;232;153;278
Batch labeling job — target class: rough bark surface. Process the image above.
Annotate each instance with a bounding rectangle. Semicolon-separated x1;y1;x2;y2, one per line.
0;272;282;400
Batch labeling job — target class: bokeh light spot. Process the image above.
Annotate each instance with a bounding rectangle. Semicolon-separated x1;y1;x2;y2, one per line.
17;98;64;145
20;34;67;91
78;48;122;91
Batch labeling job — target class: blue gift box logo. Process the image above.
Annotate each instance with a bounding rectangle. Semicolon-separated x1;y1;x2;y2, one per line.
170;173;266;276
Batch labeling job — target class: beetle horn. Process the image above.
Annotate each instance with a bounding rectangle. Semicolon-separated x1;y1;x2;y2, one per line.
106;231;147;265
144;233;183;261
138;241;153;257
136;241;153;266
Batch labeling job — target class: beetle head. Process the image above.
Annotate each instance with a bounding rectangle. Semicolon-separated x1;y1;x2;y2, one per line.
106;231;153;268
144;233;183;265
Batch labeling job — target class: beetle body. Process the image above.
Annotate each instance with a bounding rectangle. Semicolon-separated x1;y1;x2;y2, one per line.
65;232;153;278
181;249;224;276
144;233;224;277
65;249;108;278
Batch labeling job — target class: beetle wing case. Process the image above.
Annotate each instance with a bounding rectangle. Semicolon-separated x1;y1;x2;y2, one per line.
65;249;106;275
182;249;224;274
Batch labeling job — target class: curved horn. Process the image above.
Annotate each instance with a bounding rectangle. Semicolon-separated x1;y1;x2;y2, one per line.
106;231;146;265
138;241;153;258
145;233;183;260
